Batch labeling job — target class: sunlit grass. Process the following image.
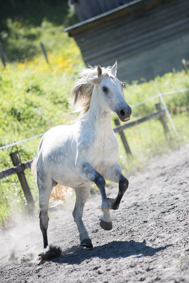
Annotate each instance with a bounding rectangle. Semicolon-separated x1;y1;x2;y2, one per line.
117;112;189;177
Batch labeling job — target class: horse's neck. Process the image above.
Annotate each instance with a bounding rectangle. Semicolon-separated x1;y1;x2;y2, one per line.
87;88;112;136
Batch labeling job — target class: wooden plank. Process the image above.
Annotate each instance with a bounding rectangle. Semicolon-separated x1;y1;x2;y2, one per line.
113;109;165;133
0;160;32;179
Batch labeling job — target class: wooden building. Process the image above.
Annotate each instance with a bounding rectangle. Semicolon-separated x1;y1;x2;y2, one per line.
69;0;134;21
66;0;189;81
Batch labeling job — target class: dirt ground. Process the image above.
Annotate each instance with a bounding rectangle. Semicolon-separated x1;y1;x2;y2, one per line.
0;143;189;283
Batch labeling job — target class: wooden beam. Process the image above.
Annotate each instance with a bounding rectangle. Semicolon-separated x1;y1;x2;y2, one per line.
114;109;165;133
0;160;32;179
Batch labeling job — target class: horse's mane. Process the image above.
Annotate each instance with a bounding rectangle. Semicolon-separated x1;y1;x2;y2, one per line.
70;66;111;115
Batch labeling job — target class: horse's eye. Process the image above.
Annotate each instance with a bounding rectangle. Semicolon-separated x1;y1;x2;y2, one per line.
102;86;108;93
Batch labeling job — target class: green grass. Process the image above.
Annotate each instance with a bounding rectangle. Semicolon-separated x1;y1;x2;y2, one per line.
0;5;189;225
117;113;189;175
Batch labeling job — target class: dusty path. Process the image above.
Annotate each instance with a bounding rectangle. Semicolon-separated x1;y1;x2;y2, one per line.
0;144;189;283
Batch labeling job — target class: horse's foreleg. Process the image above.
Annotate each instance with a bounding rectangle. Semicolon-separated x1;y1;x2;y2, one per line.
77;162;112;231
95;173;112;230
73;186;92;248
105;163;129;210
110;177;129;210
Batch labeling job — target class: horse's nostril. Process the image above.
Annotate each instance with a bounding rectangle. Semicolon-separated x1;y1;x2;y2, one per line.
120;109;125;117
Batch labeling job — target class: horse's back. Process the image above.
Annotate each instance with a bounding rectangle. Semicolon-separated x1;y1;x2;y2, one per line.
39;125;73;154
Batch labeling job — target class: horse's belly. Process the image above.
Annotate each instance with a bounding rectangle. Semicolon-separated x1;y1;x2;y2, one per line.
54;173;91;188
50;164;90;188
44;151;82;188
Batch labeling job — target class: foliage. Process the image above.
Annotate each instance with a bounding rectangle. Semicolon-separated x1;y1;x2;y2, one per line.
0;1;78;61
123;72;189;118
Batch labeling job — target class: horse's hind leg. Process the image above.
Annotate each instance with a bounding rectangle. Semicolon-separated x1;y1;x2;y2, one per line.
72;186;92;248
37;172;55;249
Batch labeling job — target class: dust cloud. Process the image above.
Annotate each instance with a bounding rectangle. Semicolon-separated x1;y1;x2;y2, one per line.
0;193;75;265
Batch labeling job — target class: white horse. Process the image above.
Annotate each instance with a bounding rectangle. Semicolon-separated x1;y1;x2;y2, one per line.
33;62;131;249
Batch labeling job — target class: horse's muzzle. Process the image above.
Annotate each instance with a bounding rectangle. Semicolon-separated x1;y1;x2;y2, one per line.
118;107;132;122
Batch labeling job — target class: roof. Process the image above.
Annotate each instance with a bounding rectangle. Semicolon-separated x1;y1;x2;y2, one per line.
65;0;144;33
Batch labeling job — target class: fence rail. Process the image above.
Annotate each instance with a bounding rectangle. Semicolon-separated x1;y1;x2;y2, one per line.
114;103;169;155
0;159;32;180
114;108;165;133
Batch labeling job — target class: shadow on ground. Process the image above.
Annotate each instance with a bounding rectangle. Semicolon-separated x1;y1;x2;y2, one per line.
39;240;172;265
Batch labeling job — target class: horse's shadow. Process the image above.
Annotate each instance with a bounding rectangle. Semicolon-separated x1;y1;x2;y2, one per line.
39;240;171;265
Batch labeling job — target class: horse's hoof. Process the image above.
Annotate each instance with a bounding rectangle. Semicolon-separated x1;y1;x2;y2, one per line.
81;239;93;249
100;219;112;230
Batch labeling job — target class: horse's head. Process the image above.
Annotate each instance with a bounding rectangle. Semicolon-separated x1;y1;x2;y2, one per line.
96;62;132;122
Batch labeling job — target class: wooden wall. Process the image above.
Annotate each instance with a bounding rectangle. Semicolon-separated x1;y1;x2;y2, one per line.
66;0;189;81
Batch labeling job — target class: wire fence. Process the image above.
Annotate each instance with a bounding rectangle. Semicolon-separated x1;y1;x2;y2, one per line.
131;88;189;108
1;87;189;150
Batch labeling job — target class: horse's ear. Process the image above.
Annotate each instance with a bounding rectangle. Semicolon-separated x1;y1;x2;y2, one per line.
111;61;117;76
97;65;102;77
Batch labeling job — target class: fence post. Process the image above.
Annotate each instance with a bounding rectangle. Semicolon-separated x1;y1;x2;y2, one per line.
40;42;49;64
114;118;132;156
159;93;178;136
155;103;169;135
0;42;6;67
10;151;34;214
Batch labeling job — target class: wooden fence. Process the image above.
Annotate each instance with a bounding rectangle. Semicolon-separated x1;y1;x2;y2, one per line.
0;102;169;211
0;41;49;68
114;102;169;156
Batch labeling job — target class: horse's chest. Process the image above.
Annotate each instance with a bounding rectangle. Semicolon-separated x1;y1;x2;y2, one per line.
88;137;118;172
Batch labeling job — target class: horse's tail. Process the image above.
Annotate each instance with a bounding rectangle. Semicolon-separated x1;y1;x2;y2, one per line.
31;157;37;177
51;183;70;201
31;157;70;201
